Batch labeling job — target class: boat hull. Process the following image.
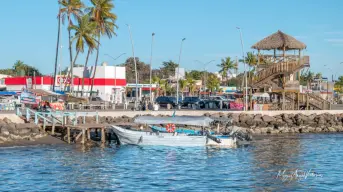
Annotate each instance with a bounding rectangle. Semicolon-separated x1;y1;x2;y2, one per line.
111;126;237;147
111;125;207;147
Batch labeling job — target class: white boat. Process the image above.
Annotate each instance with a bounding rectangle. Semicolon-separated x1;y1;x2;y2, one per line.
110;116;241;147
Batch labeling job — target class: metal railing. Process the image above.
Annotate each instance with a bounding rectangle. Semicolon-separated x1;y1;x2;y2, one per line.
17;107;99;126
252;56;310;87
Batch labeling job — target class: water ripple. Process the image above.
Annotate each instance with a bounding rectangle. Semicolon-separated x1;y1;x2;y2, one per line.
1;134;343;191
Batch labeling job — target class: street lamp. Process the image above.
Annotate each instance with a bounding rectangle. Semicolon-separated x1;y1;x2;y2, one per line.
104;53;126;104
236;27;248;111
149;33;155;102
176;38;186;106
126;24;139;108
194;60;215;93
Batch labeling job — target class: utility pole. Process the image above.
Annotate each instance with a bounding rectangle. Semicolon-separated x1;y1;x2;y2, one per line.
149;33;155;102
176;38;186;106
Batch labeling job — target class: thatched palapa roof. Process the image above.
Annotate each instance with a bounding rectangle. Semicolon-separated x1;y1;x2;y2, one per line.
251;30;307;50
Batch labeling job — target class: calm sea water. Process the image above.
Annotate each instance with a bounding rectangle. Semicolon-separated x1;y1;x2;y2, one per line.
1;134;343;192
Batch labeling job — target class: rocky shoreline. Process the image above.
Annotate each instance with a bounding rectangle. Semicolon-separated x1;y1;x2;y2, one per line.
79;112;343;134
1;112;343;146
0;117;47;145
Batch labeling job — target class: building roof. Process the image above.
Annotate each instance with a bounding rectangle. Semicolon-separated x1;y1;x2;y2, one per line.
251;30;307;50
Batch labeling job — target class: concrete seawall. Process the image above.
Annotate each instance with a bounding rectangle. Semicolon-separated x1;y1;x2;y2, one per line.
96;110;343;118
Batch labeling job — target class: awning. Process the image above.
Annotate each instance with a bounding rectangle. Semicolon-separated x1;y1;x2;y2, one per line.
0;91;17;96
252;92;270;99
134;116;214;127
28;89;61;96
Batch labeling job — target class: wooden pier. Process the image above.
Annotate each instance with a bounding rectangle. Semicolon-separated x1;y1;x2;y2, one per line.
17;107;115;146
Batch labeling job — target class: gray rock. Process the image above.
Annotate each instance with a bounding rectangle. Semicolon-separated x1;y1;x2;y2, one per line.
0;127;10;136
31;127;40;134
7;123;18;135
262;115;275;123
328;127;337;132
314;127;322;132
299;128;309;133
230;114;240;124
106;116;114;123
253;128;262;134
18;128;32;136
253;114;263;122
0;136;8;142
2;117;12;124
259;127;269;134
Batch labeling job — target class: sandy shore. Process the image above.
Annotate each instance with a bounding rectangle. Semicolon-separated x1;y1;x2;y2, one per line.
0;135;66;148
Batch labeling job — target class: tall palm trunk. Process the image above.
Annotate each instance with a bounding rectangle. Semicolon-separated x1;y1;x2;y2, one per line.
63;16;74;93
53;13;61;92
90;35;101;99
81;49;91;97
68;16;74;94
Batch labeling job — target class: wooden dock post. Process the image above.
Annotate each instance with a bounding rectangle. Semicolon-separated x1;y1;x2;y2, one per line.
43;119;46;132
297;92;300;110
101;128;105;144
67;127;71;144
87;128;91;140
96;111;99;124
306;94;309;110
81;129;86;144
282;92;285;110
52;122;56;135
216;123;220;134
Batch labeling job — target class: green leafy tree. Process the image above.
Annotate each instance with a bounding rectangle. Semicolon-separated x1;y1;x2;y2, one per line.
88;0;118;99
12;60;42;76
334;76;343;93
161;60;179;78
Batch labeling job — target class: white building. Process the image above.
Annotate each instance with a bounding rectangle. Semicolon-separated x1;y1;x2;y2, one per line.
4;63;127;103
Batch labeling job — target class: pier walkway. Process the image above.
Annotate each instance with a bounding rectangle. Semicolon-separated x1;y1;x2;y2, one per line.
16;107;112;145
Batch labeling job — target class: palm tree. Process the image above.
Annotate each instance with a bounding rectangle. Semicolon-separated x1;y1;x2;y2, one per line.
152;76;160;97
306;71;314;89
217;57;237;85
88;0;118;99
69;15;97;96
179;79;188;98
53;4;62;91
187;78;196;96
207;74;220;93
239;52;257;81
13;60;27;76
315;72;322;79
59;0;84;93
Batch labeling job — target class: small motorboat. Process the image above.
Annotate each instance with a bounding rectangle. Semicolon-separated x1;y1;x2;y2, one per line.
110;116;249;147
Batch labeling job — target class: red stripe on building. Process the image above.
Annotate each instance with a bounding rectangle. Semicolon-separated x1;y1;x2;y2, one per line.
142;87;157;91
5;76;127;86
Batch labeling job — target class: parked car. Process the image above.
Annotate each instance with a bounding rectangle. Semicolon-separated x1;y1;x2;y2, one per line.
208;96;230;108
155;96;179;108
89;96;110;106
182;97;205;108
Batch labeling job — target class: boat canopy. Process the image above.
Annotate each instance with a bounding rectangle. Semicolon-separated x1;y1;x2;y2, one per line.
134;116;214;127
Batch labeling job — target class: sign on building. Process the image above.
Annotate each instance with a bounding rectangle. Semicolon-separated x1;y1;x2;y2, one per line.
175;68;185;80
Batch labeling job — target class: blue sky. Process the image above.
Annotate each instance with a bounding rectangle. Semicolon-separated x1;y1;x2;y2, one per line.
1;0;343;79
